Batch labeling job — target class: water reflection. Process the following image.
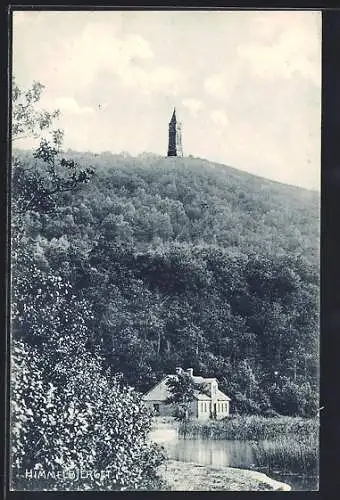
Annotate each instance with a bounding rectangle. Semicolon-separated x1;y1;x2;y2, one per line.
149;427;178;443
150;427;318;491
166;438;256;469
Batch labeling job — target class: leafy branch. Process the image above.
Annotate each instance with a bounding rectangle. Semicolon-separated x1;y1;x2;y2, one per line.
12;79;95;217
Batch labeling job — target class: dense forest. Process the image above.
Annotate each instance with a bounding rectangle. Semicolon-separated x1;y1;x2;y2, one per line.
13;146;320;418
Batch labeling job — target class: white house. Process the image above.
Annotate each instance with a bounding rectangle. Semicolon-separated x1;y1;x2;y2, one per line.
142;367;231;420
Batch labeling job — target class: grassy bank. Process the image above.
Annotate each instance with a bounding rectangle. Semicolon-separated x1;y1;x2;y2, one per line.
178;416;319;441
157;460;292;491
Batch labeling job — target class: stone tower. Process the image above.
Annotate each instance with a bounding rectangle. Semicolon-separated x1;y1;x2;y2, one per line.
167;108;183;157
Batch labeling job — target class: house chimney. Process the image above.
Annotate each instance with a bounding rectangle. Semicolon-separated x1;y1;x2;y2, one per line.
175;367;183;375
186;368;193;377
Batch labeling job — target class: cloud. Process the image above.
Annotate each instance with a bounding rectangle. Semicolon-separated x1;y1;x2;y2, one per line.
203;12;321;103
74;23;154;66
204;75;225;99
251;11;320;43
54;97;94;115
182;98;205;116
237;12;321;86
209;111;230;139
15;22;153;92
30;20;184;98
210;109;229;128
119;33;154;60
120;65;183;95
203;62;242;102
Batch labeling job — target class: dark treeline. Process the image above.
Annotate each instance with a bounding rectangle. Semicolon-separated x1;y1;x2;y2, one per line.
14;149;320;417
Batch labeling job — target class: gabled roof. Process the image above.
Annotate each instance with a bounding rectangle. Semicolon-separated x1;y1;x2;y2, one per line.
216;389;231;401
193;384;230;401
194;390;211;401
142;376;172;401
142;373;231;402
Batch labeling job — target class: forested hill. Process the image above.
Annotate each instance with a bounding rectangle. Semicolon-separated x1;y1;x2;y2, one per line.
14;149;320;417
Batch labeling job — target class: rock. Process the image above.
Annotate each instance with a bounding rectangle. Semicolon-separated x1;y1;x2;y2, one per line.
157;460;292;491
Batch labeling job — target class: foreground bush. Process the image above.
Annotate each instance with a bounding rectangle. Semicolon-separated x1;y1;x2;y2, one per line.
11;338;165;491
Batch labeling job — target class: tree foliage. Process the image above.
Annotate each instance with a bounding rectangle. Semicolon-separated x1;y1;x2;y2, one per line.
12;77;59;141
165;372;201;421
12;79;94;217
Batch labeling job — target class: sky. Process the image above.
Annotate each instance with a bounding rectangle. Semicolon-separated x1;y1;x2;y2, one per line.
12;10;321;190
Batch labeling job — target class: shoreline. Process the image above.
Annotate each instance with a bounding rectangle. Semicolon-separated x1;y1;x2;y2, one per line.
157;459;292;491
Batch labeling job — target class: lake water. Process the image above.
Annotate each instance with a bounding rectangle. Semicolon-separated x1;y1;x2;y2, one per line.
149;426;318;491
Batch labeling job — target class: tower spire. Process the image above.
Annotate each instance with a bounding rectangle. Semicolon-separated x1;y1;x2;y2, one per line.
170;107;176;123
167;107;183;157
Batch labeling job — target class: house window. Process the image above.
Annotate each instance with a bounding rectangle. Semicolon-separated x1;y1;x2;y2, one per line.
153;404;160;414
217;403;220;412
204;402;207;412
201;402;204;413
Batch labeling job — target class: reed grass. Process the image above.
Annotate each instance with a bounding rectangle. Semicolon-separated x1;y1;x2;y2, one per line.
179;416;319;441
251;434;319;475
